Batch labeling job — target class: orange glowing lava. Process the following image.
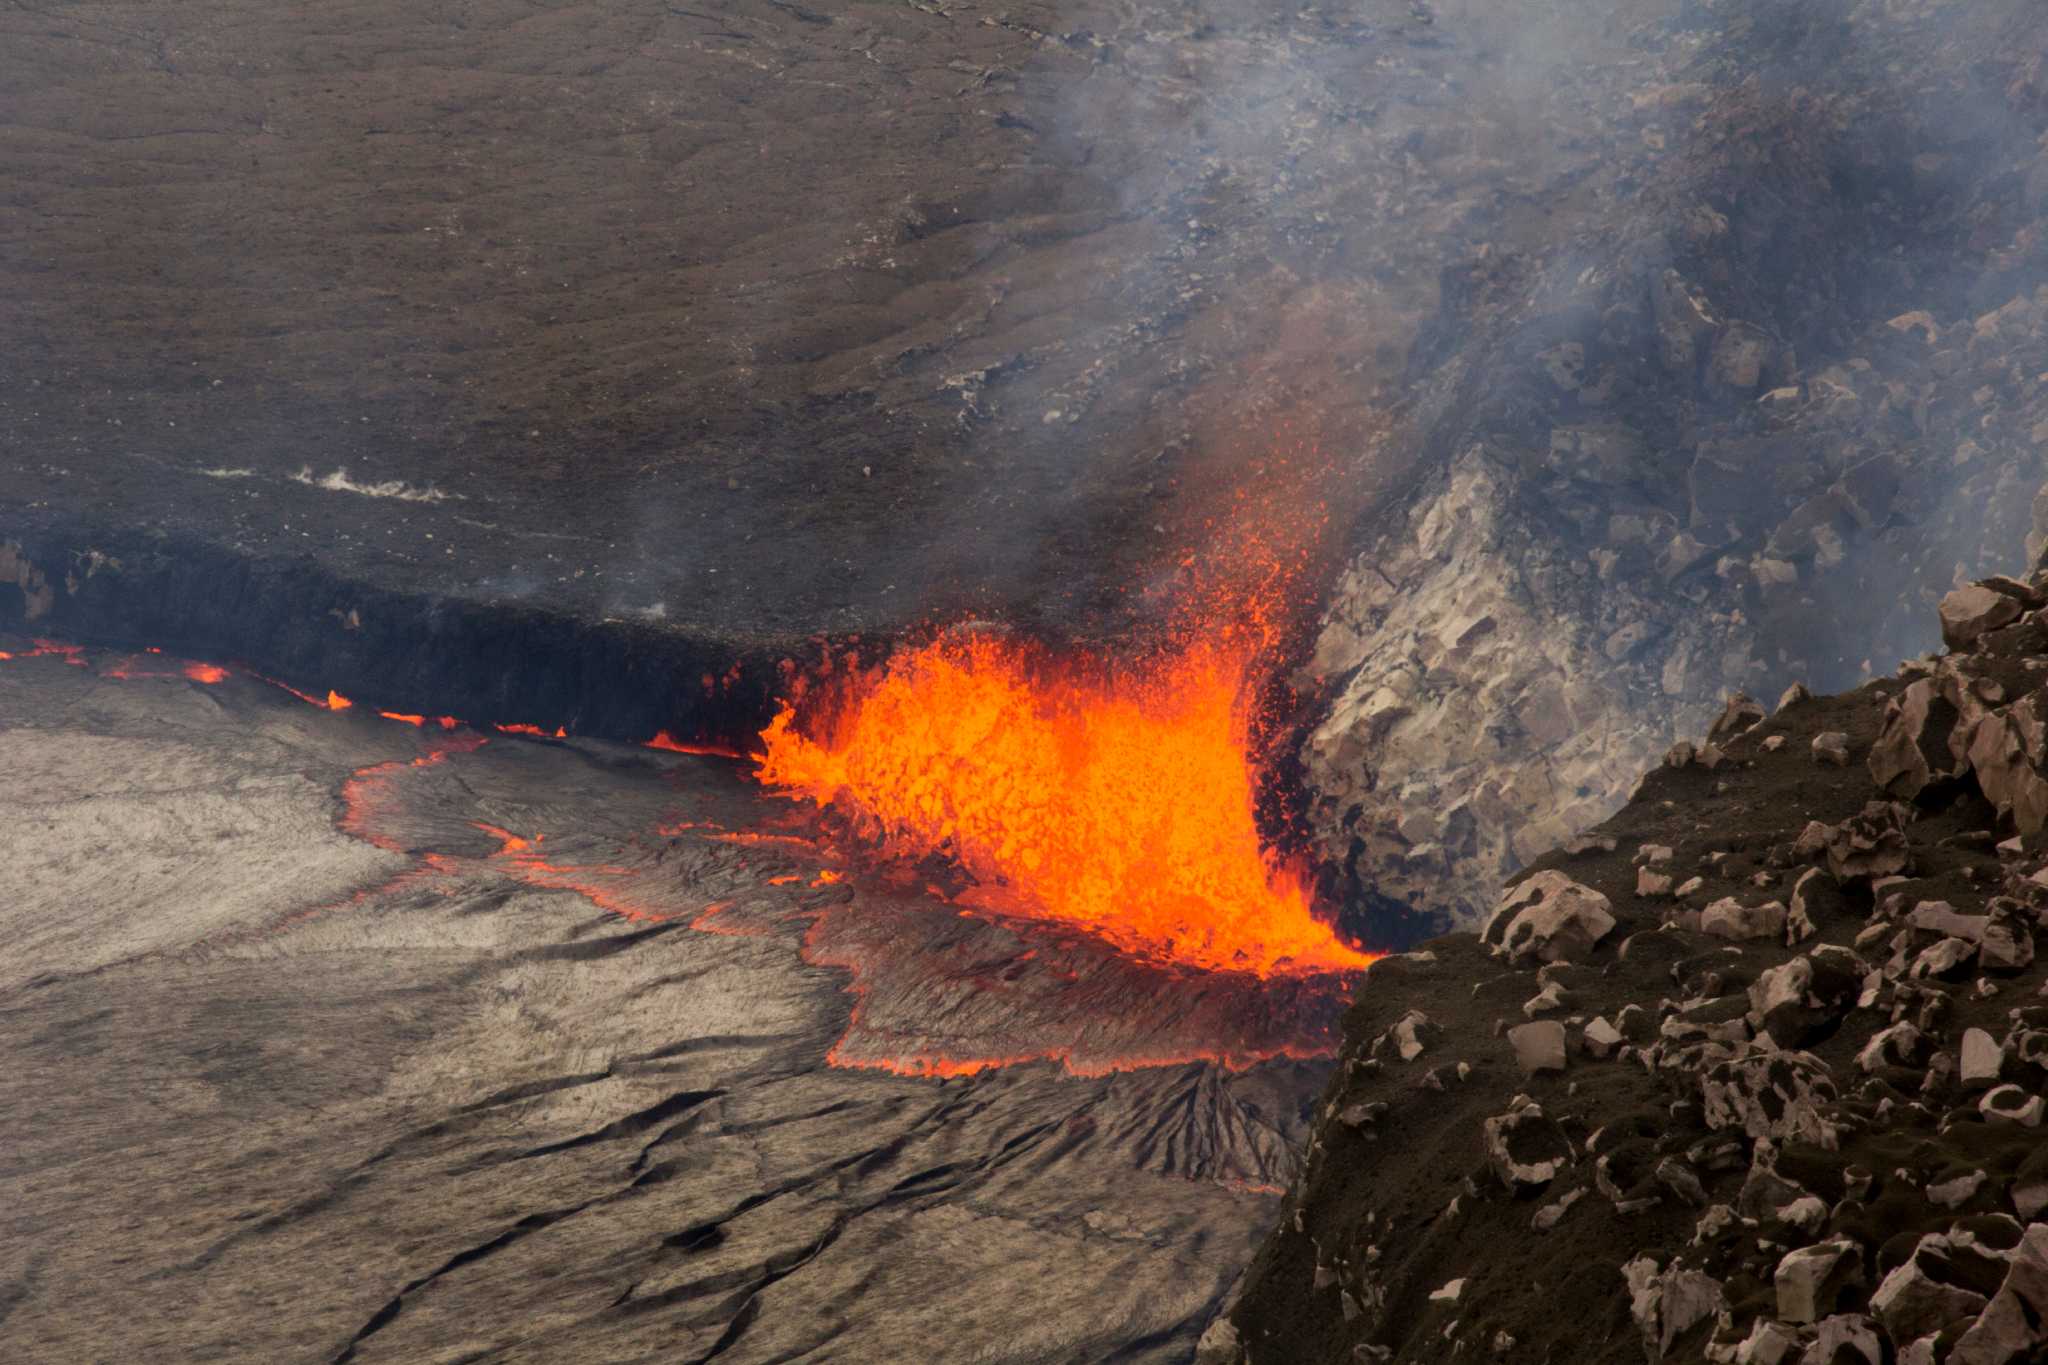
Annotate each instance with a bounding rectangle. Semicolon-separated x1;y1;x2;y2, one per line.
470;822;674;922
7;640;87;665
496;722;566;739
183;663;228;684
340;734;490;852
647;731;745;759
757;632;1373;978
264;676;356;710
754;441;1376;980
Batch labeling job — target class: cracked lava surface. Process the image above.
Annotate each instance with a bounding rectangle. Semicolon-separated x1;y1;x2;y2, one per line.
0;641;1357;1362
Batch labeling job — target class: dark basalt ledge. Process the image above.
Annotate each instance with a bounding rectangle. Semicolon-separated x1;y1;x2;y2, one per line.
1223;574;2048;1365
1;514;799;748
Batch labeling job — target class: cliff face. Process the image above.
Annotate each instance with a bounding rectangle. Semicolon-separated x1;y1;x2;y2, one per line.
1301;0;2048;932
1226;573;2048;1364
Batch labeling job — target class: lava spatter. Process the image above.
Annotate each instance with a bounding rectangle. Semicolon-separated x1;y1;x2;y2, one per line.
752;444;1376;980
755;633;1374;978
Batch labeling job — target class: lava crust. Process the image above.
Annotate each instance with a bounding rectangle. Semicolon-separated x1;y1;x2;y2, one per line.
0;640;1338;1362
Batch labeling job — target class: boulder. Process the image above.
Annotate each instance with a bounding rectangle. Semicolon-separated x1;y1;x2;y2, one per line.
1748;946;1866;1047
1823;803;1913;881
1967;703;2048;835
1508;1020;1568;1074
1811;731;1851;766
1981;902;2037;974
1626;1256;1726;1361
1702;898;1788;941
1940;583;2025;651
1857;1020;1929;1072
1709;692;1766;741
1980;1084;2045;1127
1786;867;1843;945
1734;1320;1800;1365
1584;1016;1624;1059
1869;680;1964;800
1799;1314;1883;1365
1484;871;1617;964
1950;1224;2048;1364
1961;1028;2005;1089
1776;1240;1863;1325
1389;1009;1440;1062
1702;1049;1840;1147
1928;1170;1988;1209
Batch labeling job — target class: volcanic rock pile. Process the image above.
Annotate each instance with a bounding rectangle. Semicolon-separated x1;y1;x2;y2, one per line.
1224;570;2048;1362
1303;0;2048;933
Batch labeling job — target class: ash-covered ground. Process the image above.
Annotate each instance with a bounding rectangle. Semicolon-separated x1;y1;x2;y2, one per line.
1225;576;2048;1364
0;644;1345;1363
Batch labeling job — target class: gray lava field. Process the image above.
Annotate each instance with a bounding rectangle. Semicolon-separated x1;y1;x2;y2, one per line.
0;645;1339;1363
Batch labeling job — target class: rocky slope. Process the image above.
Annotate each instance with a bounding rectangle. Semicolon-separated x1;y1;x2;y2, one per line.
1302;0;2048;930
1226;572;2048;1362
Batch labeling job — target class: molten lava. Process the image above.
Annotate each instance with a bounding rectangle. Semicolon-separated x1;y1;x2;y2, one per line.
756;632;1374;978
647;730;745;759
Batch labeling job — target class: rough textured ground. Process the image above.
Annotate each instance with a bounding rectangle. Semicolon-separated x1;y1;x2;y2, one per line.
1226;574;2048;1363
0;644;1338;1363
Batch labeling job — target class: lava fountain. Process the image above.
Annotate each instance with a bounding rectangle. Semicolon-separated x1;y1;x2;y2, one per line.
755;447;1376;979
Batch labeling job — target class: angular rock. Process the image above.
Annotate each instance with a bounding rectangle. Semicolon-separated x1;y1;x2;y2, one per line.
1869;679;1964;800
1908;899;1988;941
1709;692;1766;741
1390;1009;1440;1062
1655;1157;1708;1207
1776;1240;1863;1325
1940;583;2025;651
1484;871;1617;964
1508;1020;1568;1075
1951;1224;2048;1364
1968;703;2048;835
1858;1020;1929;1072
1626;1255;1726;1361
1811;731;1851;766
1928;1170;1988;1209
1912;936;1978;980
1824;803;1913;881
1583;1016;1624;1059
1961;1028;2005;1089
1531;1187;1582;1231
1980;903;2037;973
1749;946;1866;1047
1980;1084;2045;1127
1702;1050;1840;1146
1800;1314;1883;1365
1702;898;1788;941
1734;1320;1800;1365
